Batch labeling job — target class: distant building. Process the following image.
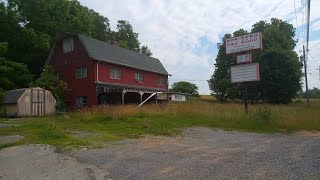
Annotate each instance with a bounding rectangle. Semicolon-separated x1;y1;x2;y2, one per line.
45;32;170;107
0;88;56;117
167;92;189;102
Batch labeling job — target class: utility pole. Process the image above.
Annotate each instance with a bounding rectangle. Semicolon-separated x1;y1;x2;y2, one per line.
303;45;310;106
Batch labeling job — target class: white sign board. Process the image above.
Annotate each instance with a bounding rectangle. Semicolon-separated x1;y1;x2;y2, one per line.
226;32;262;54
237;53;252;64
231;63;260;83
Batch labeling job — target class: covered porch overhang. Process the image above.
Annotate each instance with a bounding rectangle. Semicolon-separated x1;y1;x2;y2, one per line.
95;81;169;105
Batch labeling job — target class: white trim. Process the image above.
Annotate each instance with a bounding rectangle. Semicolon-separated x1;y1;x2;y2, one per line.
96;61;99;82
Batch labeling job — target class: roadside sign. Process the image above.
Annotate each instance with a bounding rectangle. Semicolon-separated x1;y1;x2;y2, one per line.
237;53;252;64
231;63;260;83
226;32;262;54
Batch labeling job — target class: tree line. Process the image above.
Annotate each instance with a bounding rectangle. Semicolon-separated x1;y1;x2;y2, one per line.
0;0;152;102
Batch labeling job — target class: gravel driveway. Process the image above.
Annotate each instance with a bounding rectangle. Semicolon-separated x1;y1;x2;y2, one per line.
73;128;320;180
1;128;319;180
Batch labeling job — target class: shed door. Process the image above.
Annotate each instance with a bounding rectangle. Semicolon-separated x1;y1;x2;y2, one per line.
31;89;45;116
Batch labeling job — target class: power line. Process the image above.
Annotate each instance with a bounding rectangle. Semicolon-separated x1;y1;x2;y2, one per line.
308;52;319;66
294;0;300;42
308;72;318;80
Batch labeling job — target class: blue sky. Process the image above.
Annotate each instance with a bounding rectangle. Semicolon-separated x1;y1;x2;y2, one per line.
80;0;320;94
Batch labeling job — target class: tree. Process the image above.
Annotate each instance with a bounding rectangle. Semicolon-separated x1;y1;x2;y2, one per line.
141;45;152;56
2;0;152;78
29;67;70;110
112;20;152;56
208;18;302;104
0;88;4;103
172;81;199;96
304;88;320;99
0;42;34;91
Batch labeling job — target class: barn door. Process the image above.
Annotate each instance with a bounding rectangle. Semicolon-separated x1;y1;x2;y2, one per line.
31;89;45;116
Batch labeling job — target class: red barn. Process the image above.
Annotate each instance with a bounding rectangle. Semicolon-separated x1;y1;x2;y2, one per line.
45;32;169;107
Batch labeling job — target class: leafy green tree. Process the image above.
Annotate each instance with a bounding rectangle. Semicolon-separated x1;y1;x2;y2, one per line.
172;81;199;96
112;20;152;56
29;67;70;110
303;88;320;99
112;20;140;51
208;18;302;104
0;42;34;90
141;45;152;56
0;59;35;90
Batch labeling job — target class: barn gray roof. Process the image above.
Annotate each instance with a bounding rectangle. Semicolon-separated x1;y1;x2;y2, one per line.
2;88;28;104
45;32;169;75
78;35;169;75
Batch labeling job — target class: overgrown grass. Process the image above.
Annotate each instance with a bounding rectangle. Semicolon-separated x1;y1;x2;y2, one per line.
1;100;319;150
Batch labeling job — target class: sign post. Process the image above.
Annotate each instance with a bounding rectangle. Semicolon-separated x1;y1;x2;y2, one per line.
225;32;263;114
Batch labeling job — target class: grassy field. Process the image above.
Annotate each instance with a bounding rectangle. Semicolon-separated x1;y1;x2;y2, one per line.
0;98;319;150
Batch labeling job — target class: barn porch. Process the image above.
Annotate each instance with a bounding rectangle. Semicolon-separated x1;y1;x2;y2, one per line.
96;83;168;105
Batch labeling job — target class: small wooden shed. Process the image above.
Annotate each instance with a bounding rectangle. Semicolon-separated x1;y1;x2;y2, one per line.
0;87;56;117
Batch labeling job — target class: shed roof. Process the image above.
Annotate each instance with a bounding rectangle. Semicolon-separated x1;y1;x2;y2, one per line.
46;32;169;75
2;88;28;104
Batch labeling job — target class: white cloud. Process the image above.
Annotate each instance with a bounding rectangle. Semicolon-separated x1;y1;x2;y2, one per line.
80;0;320;94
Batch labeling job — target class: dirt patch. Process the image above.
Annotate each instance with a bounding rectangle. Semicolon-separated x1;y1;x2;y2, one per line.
292;130;320;137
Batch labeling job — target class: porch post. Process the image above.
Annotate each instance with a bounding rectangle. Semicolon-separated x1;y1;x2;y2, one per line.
155;93;158;105
122;90;125;105
139;91;144;103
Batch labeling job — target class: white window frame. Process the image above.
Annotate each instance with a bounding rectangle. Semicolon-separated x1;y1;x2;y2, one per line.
135;72;144;82
110;67;121;79
76;66;87;79
76;96;87;107
63;37;74;53
174;95;182;100
158;76;164;85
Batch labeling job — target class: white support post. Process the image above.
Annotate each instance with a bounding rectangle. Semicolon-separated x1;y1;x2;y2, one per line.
122;90;125;105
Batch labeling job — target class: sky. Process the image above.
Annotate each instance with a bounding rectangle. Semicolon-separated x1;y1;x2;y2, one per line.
80;0;320;94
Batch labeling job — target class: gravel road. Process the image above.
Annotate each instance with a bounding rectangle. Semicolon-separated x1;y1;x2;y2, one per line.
74;128;320;180
1;128;319;180
0;144;109;180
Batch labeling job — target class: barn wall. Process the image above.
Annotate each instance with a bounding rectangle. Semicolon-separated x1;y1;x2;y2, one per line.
96;62;168;90
49;36;97;107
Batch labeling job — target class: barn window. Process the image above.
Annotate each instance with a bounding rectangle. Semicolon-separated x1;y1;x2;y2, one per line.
135;72;143;82
63;37;74;53
76;66;87;79
76;96;87;107
110;67;121;79
158;76;164;85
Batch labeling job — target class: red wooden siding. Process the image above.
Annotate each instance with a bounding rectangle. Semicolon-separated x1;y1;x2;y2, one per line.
49;37;97;106
95;62;168;89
